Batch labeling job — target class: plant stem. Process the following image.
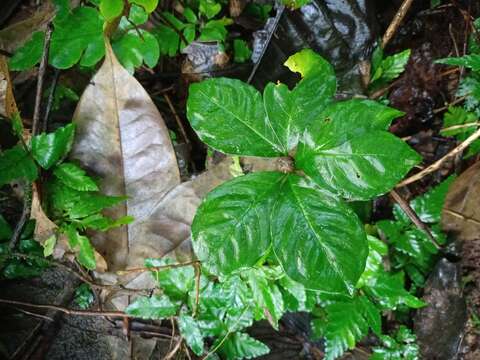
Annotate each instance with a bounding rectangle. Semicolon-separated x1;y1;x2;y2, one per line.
382;0;415;48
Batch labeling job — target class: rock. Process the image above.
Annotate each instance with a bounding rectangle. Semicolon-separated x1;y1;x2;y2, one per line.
414;257;467;360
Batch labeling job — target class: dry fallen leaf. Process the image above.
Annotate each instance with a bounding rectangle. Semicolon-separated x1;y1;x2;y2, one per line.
71;40;181;270
0;56;18;118
442;161;480;242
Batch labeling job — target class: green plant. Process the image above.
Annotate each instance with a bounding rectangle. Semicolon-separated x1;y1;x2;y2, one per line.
186;49;420;295
370;46;411;91
371;325;420;360
377;176;453;287
436;17;480;157
74;283;95;309
0;117;131;269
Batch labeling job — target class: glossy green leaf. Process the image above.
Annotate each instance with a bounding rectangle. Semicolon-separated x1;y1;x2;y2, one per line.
403;175;455;223
246;268;285;328
145;258;195;301
192;172;285;274
153;25;180;57
100;0;124;21
233;39;252;63
128;4;149;25
77;213;133;231
295;100;420;200
49;179;126;219
178;314;204;355
183;7;198;24
43;235;56;257
371;326;420;360
125;295;179;319
436;54;480;71
65;228;96;269
278;275;308;312
284;49;336;128
324;295;379;360
187;78;285;156
0;144;38;186
53;162;99;191
113;30;160;73
199;0;221;19
371;49;411;87
50;7;105;69
357;235;387;288
217;332;270;360
441;106;477;137
198;17;233;42
366;271;425;310
9;31;44;71
129;0;158;13
272;175;367;294
31;123;75;170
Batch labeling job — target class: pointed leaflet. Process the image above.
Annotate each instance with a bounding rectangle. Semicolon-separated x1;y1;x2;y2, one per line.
217;332;270;360
31;123;75;169
70;40;180;269
125;294;179;319
187;78;285;156
192;172;368;294
0;145;37;186
295;99;420;200
271;175;367;294
191;172;285;275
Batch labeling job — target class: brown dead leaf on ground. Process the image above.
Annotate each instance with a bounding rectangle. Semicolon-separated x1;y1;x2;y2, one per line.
441;162;480;241
0;56;18;118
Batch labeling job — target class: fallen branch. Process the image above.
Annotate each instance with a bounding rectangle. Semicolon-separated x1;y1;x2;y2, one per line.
397;126;480;187
382;0;415;48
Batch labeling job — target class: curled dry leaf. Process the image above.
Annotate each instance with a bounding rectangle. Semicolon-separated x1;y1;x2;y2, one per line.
441;161;480;241
31;183;57;243
71;40;181;270
0;56;18;118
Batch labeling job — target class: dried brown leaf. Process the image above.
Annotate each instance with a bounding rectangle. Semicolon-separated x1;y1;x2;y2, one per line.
442;162;480;241
71;40;180;270
0;56;18;118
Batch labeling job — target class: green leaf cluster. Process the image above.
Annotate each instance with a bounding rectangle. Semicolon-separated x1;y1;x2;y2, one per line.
377;176;453;286
371;325;420;360
370;46;411;90
186;49;420;295
0;118;131;271
0;219;50;279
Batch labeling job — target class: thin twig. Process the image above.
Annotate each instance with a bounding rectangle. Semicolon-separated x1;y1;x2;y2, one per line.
397;126;480;187
163;336;183;360
0;298;133;318
382;0;415;48
389;190;441;249
32;24;53;136
164;93;190;145
117;260;200;275
9;184;32;250
433;95;467;114
441;122;480;133
41;68;60;132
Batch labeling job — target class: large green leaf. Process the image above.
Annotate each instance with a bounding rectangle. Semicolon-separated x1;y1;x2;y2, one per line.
216;332;270;360
191;172;285;275
125;294;179;319
187;78;285;156
284;49;336;128
9;31;45;71
357;235;388;288
31;124;75;170
295;100;420;200
271;175;367;294
99;0;124;21
0;144;38;186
